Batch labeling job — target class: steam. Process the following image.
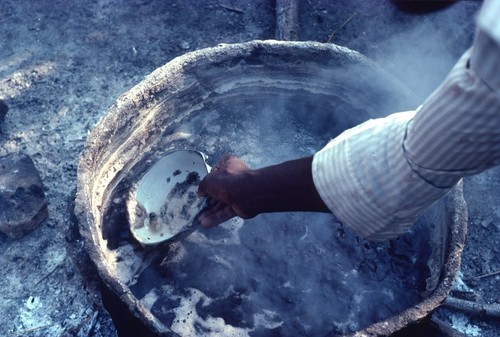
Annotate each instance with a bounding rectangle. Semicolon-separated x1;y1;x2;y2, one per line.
150;211;424;336
143;91;428;336
367;2;480;103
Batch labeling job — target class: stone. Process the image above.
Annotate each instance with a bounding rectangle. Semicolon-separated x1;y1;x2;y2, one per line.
0;153;48;238
179;41;190;49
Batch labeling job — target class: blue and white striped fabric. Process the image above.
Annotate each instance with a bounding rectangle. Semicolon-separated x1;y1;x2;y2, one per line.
312;0;500;240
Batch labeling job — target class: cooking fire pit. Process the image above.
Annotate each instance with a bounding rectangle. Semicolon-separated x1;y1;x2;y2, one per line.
75;40;467;336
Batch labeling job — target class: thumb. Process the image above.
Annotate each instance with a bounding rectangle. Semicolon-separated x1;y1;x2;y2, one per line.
197;173;211;197
197;202;237;228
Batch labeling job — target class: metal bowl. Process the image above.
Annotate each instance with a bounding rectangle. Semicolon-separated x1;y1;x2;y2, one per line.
126;150;210;246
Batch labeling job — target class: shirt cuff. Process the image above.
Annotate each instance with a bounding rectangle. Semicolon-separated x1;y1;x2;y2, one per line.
471;29;500;94
312;112;453;240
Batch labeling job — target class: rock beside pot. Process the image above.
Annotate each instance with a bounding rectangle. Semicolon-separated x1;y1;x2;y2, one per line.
0;153;48;238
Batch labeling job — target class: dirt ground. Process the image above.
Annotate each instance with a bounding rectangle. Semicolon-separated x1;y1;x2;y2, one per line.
1;1;497;336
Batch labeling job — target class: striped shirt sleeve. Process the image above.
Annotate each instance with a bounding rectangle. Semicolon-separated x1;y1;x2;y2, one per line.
312;0;500;240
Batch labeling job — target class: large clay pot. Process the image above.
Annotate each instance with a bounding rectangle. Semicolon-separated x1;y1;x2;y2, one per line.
75;40;467;336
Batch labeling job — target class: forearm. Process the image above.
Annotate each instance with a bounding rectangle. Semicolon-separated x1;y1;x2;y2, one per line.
246;156;330;214
197;155;329;227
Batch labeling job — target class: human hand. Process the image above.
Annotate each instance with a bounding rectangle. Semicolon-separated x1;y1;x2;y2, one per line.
197;155;257;228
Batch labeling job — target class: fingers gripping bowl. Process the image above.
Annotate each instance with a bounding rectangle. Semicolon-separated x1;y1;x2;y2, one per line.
75;40;468;336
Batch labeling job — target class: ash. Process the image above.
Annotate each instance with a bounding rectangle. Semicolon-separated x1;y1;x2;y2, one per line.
151;213;425;336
